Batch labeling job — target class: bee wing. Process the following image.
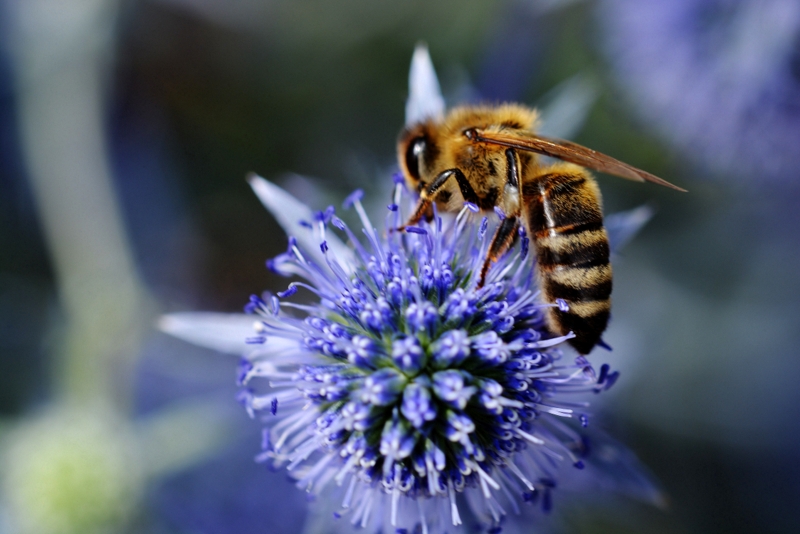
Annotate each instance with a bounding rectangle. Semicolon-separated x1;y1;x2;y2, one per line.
469;129;687;192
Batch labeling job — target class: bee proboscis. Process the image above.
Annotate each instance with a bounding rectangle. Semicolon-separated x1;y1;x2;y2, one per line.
397;104;685;354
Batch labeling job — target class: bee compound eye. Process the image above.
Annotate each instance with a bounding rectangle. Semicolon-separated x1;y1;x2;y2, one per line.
404;136;426;182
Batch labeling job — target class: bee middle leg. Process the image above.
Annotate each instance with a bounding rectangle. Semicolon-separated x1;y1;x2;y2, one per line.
398;168;479;229
477;216;520;287
477;148;524;288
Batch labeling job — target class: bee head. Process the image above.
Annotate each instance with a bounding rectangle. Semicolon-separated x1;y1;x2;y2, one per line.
397;123;434;192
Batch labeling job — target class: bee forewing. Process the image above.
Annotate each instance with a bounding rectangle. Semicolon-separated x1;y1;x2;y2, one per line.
472;130;687;192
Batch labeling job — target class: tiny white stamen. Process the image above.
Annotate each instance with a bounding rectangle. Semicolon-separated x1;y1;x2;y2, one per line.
296;452;335;485
541;405;574;418
287;439;322;469
486;496;504;523
516;428;546;445
417;499;429;534
391;486;400;526
527;332;575;348
353;199;381;257
360;492;374;528
474;463;501;491
448;479;462;526
498;396;524;408
309;462;338;495
477;469;492;499
273;410;317;451
350;486;370;525
342;475;357;509
505;460;535;491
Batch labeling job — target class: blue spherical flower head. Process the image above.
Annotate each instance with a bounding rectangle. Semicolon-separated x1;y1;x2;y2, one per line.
239;179;621;534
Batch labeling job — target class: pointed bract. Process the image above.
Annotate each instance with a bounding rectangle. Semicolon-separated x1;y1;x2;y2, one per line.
605;204;655;254
536;73;598;140
248;175;355;273
159;312;293;355
405;44;445;126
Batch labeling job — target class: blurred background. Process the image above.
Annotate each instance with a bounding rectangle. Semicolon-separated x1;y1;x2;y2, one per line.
1;0;799;533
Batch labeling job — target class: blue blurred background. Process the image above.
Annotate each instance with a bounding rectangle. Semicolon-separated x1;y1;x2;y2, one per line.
1;0;799;533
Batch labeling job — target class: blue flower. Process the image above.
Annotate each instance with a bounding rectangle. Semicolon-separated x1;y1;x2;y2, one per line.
232;175;627;533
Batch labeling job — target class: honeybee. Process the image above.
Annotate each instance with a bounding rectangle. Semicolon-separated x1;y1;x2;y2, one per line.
397;104;684;354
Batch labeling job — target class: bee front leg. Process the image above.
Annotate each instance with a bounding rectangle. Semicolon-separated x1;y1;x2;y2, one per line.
397;168;479;230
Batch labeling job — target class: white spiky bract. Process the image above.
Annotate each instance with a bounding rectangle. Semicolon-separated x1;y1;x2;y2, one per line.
405;44;446;127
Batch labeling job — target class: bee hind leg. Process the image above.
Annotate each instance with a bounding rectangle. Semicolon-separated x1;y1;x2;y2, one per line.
396;168;479;231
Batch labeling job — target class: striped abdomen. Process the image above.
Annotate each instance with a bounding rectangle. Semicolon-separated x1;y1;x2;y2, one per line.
523;167;611;354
